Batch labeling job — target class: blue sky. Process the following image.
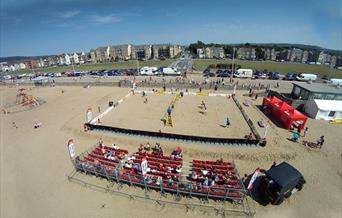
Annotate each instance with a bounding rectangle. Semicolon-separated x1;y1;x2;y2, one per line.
1;0;341;56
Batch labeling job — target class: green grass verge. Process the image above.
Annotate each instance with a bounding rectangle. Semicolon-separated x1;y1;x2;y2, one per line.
14;59;174;74
194;59;342;78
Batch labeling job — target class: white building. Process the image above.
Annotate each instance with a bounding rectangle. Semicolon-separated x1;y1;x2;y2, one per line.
64;54;71;65
304;99;342;120
197;48;205;58
72;53;79;64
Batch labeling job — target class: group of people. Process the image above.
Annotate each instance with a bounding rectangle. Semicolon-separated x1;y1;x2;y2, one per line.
138;142;164;156
190;168;236;188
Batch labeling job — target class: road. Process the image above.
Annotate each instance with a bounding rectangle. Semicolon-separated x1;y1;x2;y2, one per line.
169;52;193;73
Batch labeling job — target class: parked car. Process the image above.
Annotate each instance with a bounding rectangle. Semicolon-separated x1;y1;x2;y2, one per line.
203;72;216;77
254;71;267;79
259;162;305;205
269;72;280;80
283;73;296;81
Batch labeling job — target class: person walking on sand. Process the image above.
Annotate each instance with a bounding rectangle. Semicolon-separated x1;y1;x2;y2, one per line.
226;117;230;127
317;136;325;148
303;127;308;137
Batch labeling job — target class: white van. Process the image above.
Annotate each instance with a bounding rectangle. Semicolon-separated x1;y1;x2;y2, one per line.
140;66;159;75
234;69;253;78
296;73;317;81
162;67;181;76
328;78;342;86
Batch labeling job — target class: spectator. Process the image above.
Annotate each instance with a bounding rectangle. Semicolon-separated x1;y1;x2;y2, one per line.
191;172;198;180
156;176;163;185
317;136;325;148
292;132;300;142
203;177;209;186
303;127;309;137
144;142;151;151
226;117;231;127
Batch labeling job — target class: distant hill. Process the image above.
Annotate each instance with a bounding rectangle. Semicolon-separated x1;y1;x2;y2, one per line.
226;43;342;55
0;55;54;63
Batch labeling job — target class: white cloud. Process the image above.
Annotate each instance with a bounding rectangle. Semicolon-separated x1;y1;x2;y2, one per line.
91;14;121;24
58;10;80;18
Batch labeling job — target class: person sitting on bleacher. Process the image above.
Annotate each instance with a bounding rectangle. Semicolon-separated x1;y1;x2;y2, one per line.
216;158;223;164
101;147;106;154
175;165;182;173
152;143;161;155
138;144;144;153
112;144;119;150
94;159;102;171
158;147;164;156
144;142;151;151
124;159;133;169
104;150;114;160
191;172;198;180
201;169;209;176
145;175;153;184
156;176;163;185
132;163;140;173
202;177;209;186
210;179;215;187
167;175;173;186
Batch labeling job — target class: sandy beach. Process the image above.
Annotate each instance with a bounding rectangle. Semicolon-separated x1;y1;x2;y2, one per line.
1;84;341;218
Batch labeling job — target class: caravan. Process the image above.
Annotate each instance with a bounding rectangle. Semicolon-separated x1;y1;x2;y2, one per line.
234;69;253;78
161;67;181;76
139;67;159;75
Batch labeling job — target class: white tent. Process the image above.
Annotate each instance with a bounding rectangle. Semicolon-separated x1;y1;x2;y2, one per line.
304;99;342;120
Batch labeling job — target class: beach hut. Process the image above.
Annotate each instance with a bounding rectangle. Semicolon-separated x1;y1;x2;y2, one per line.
304;99;342;121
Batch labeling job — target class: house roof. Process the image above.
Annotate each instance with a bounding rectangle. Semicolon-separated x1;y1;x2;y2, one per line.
312;99;342;112
293;82;342;95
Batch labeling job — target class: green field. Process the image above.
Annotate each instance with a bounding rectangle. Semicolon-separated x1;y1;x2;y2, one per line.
193;59;342;78
16;59;174;74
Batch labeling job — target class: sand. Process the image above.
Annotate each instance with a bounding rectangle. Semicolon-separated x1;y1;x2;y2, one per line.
101;91;250;138
1;84;341;218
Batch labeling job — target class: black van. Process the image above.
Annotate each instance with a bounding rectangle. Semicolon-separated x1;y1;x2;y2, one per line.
259;162;305;205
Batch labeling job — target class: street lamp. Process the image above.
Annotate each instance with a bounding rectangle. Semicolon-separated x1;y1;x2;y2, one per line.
230;47;235;82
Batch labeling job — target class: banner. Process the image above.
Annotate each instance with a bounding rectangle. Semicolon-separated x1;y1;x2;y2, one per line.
68;140;76;158
86;108;92;123
247;168;260;190
141;158;148;176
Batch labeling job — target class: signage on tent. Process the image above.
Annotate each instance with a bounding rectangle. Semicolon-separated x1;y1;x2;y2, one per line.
141;158;148;176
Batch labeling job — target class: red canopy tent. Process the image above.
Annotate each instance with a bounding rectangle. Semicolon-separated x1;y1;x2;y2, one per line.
271;101;292;118
280;109;308;130
262;96;308;130
262;96;282;110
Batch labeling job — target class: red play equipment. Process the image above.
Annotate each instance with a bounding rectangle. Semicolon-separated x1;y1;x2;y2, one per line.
262;96;308;130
